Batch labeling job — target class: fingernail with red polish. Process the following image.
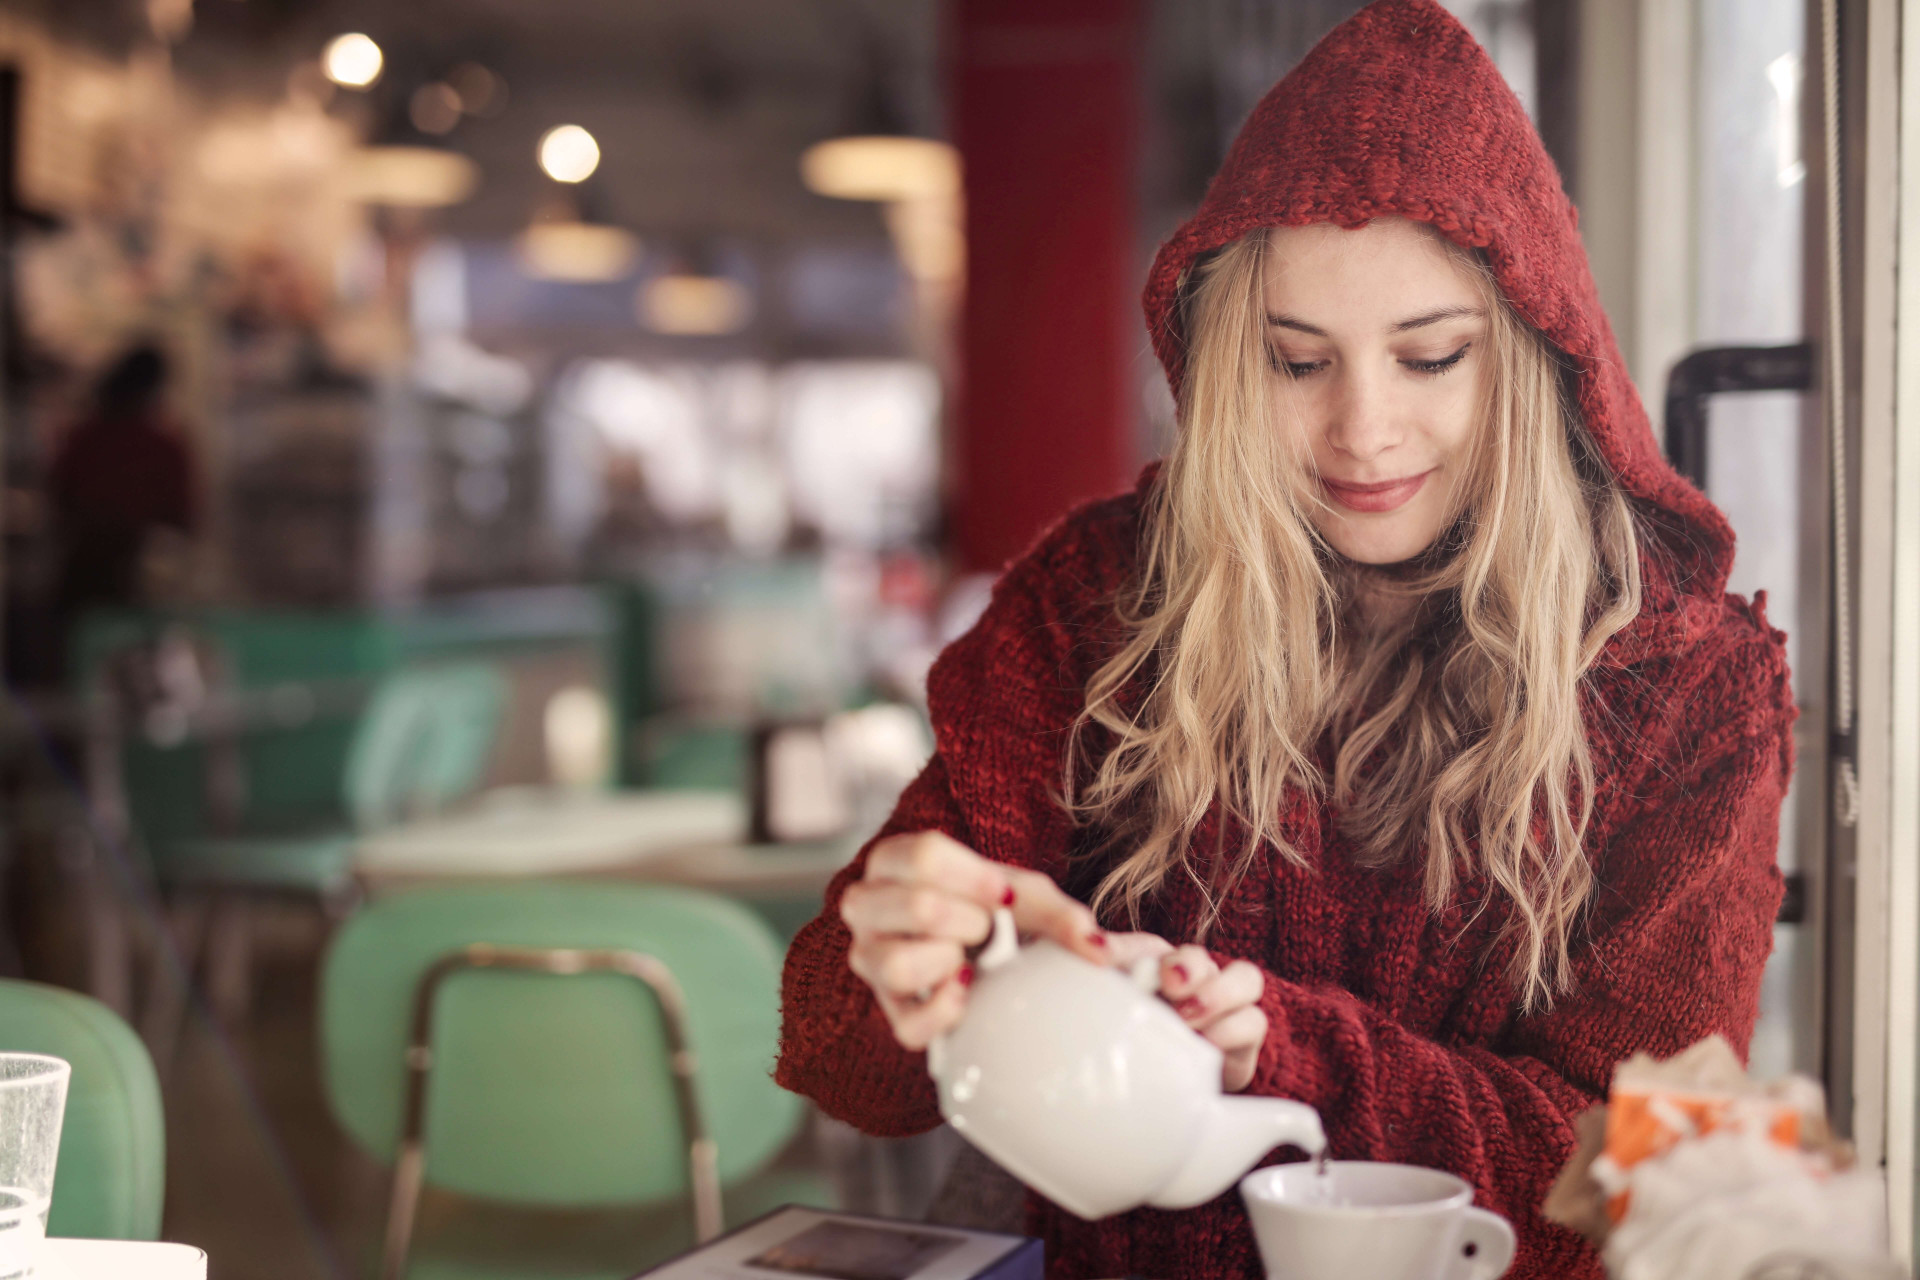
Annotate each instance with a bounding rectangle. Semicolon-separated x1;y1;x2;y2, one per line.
1001;886;1016;906
957;965;975;987
1177;997;1205;1019
1169;964;1191;985
1086;931;1108;948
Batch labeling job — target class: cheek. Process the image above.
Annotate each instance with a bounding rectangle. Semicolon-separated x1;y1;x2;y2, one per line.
1266;386;1330;473
1273;385;1336;454
1433;374;1488;459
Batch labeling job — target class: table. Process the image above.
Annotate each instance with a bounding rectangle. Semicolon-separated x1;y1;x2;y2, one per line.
355;787;749;881
39;1238;207;1279
353;786;858;903
604;837;860;908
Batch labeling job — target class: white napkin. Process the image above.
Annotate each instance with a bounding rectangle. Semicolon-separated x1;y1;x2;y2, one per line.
1599;1097;1903;1280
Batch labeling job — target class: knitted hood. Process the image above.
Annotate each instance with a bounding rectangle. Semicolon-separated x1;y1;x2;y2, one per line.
1142;0;1734;596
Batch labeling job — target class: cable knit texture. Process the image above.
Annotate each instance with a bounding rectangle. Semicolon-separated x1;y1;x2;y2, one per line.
777;2;1794;1277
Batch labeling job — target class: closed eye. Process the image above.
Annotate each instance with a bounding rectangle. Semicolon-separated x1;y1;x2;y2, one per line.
1269;349;1328;379
1402;343;1471;376
1270;344;1470;379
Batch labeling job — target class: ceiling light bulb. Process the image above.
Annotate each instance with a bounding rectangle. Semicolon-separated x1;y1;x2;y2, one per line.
538;125;601;183
323;33;383;89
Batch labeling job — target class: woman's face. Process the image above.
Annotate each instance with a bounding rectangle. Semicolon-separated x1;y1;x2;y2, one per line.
1259;218;1491;566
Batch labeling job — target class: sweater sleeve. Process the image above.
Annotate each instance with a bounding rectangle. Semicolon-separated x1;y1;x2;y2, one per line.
773;752;970;1135
1234;613;1794;1269
775;496;1130;1134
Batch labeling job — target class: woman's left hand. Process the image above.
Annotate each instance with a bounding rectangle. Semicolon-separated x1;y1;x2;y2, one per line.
1159;946;1268;1092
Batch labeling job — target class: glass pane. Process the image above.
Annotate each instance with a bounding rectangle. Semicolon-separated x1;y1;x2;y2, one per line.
1692;0;1815;1079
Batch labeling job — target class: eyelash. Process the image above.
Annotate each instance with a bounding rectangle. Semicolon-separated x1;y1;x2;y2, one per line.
1270;343;1473;380
1404;344;1472;375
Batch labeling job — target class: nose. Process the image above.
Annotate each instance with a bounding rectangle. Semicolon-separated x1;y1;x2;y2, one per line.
1322;366;1402;463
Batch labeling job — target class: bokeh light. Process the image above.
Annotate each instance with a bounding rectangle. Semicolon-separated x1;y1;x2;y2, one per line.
409;83;463;136
322;33;383;89
800;136;959;202
638;274;751;335
538;125;601;183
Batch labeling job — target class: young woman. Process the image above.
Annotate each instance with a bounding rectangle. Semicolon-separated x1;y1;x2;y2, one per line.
778;2;1794;1277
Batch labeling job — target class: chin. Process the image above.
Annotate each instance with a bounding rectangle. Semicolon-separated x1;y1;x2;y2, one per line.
1319;522;1439;566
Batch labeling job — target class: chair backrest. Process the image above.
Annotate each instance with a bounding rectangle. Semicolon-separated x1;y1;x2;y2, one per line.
342;663;507;831
638;721;748;792
0;980;164;1240
319;882;801;1208
80;624;240;849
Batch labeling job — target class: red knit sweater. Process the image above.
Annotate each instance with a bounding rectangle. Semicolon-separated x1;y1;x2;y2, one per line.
778;3;1796;1278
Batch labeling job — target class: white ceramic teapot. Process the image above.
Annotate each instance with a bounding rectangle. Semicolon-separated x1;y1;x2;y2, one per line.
927;908;1326;1221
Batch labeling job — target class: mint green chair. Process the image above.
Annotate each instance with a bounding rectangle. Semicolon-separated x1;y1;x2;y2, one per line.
135;662;508;1043
0;980;164;1240
632;721;748;792
159;663;509;897
319;883;831;1280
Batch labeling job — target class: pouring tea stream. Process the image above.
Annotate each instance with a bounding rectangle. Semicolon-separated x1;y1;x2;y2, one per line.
927;909;1325;1220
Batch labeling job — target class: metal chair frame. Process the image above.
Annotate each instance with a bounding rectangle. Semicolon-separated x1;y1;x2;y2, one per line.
1661;341;1815;925
379;943;723;1280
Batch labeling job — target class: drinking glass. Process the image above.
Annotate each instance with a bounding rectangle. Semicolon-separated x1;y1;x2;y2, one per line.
0;1055;70;1280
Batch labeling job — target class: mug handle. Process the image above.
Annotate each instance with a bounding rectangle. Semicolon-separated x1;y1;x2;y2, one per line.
1448;1207;1516;1280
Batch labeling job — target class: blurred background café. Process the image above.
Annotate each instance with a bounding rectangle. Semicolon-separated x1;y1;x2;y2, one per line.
0;0;1913;1275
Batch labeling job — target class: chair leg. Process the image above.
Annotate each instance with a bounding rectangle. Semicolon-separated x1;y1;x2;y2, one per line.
140;892;209;1076
205;894;253;1025
380;1140;427;1280
79;834;134;1019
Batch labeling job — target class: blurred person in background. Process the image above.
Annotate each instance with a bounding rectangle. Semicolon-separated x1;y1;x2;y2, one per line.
48;341;198;633
778;2;1794;1277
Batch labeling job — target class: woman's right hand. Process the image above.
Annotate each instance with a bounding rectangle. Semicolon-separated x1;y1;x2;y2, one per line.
840;830;1113;1050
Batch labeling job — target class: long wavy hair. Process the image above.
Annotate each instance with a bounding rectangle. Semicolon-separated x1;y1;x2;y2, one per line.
1065;226;1643;1011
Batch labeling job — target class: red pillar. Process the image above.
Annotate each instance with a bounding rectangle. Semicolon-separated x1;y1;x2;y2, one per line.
949;0;1142;574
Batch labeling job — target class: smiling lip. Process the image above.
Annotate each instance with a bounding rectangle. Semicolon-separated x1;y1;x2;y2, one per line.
1320;471;1433;513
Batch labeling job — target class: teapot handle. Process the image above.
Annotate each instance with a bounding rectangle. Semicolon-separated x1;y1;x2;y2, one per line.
977;908;1020;971
976;907;1159;990
1128;954;1164;994
930;908;1017;1084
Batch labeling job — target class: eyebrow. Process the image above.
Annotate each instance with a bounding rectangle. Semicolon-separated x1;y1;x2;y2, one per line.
1265;305;1486;336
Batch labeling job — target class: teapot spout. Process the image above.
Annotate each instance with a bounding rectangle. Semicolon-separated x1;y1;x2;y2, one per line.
1147;1096;1325;1210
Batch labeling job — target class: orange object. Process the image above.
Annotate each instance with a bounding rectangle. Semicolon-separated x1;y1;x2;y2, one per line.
1600;1090;1803;1223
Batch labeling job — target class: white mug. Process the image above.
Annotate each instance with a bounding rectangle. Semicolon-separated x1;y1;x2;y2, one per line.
1240;1161;1516;1280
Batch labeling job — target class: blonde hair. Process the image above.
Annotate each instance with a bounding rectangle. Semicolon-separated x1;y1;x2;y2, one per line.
1065;227;1642;1011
